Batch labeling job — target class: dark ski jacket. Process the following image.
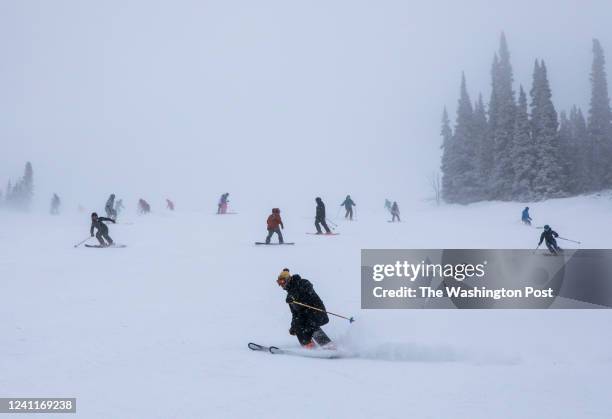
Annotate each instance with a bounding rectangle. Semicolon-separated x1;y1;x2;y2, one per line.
315;198;326;221
391;203;400;214
91;217;115;235
539;229;559;245
522;208;531;221
340;197;355;209
285;275;329;330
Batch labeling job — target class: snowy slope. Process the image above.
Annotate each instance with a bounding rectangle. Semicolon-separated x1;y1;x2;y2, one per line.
1;194;612;418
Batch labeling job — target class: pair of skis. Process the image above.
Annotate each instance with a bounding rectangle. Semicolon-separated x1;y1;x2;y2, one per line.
248;342;341;359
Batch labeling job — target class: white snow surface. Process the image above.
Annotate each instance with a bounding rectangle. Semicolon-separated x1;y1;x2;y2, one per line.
2;194;612;418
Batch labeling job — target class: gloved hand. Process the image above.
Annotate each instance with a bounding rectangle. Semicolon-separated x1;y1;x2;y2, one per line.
289;327;296;336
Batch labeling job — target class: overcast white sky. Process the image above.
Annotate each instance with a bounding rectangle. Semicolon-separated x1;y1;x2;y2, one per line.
1;0;612;211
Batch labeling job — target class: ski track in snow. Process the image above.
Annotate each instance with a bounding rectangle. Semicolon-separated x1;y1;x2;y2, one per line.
1;194;612;418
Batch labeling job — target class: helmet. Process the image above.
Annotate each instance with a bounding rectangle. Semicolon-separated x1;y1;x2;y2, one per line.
544;224;550;231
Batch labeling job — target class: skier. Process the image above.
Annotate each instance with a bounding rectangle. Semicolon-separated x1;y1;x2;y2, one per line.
315;197;331;234
391;201;400;222
105;194;117;218
50;193;61;215
340;195;356;220
522;207;532;225
538;225;562;255
384;199;392;212
276;269;332;348
217;193;230;214
90;212;116;247
115;199;125;216
265;208;284;244
166;199;175;211
138;199;151;214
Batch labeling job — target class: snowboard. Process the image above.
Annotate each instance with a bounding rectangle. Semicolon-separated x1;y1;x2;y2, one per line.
85;244;127;248
306;232;339;236
254;242;295;245
248;342;341;359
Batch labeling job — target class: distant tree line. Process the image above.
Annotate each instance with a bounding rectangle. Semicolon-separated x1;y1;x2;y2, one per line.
441;34;612;203
2;162;34;211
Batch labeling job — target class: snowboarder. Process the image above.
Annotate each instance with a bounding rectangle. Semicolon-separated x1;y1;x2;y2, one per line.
138;199;151;214
217;193;230;214
340;195;356;220
391;201;400;222
538;225;562;255
166;199;175;211
522;207;532;225
50;193;61;215
90;212;116;247
105;194;117;218
276;269;332;348
115;199;125;216
315;197;331;234
265;208;284;244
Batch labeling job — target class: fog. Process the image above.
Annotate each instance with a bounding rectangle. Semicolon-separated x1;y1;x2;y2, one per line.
2;0;612;212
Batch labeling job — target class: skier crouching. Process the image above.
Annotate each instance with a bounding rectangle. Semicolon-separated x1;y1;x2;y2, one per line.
90;212;116;247
538;224;562;255
277;269;332;349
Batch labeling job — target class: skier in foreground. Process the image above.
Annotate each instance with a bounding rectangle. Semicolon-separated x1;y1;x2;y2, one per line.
265;208;284;244
538;225;562;255
340;195;356;220
90;212;116;247
217;193;230;214
105;194;117;218
315;197;332;234
277;269;332;349
522;207;532;225
390;201;400;222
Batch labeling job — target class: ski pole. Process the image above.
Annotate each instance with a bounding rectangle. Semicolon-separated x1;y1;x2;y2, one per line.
533;244;540;254
74;236;91;248
558;237;581;244
290;299;354;323
326;218;338;227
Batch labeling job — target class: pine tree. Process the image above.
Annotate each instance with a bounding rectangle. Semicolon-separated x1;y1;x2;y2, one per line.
450;74;480;203
473;94;489;199
530;61;566;199
569;106;589;193
511;86;535;200
440;107;454;201
489;33;516;200
485;54;500;199
587;39;612;190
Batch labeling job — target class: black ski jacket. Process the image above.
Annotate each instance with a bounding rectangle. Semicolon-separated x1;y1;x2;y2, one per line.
539;229;559;245
91;217;115;235
285;275;329;330
315;199;326;221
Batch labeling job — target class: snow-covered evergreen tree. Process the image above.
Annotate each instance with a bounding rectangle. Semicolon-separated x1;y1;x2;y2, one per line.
440;107;454;200
511;86;535;200
587;39;612;190
489;33;516;200
530;61;565;199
